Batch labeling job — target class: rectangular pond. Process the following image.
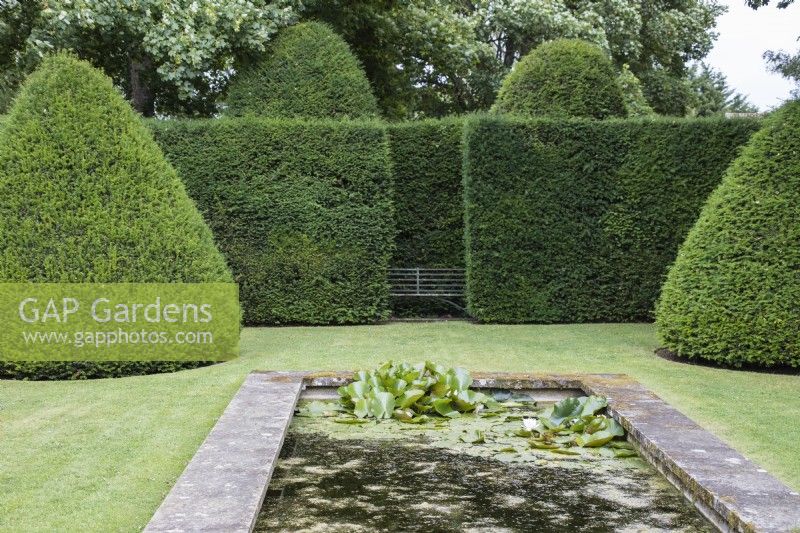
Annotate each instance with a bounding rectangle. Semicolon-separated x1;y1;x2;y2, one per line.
145;372;800;533
256;394;712;532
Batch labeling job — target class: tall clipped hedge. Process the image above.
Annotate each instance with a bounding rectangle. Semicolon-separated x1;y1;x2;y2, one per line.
388;118;465;268
226;22;379;119
0;54;233;380
492;39;626;120
152;118;393;325
387;118;465;316
463;115;759;323
656;102;800;368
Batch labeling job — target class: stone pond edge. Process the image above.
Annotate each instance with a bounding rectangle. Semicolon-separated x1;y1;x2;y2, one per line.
144;371;800;533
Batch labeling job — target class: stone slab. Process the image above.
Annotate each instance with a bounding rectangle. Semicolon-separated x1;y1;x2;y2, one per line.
144;373;301;533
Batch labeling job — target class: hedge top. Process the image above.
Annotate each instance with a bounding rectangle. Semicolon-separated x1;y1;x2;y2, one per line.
225;22;379;120
492;39;627;120
656;101;800;367
0;53;233;283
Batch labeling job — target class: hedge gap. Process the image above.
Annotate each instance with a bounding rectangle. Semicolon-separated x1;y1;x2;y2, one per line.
387;118;466;316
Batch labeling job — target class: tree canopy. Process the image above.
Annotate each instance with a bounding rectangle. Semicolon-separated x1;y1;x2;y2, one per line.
305;0;727;119
0;0;298;116
0;0;741;118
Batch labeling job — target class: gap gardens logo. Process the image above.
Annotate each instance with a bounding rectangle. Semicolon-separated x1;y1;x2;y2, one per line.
0;283;240;362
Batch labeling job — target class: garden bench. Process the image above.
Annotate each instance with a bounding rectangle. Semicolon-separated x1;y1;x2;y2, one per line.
388;267;466;311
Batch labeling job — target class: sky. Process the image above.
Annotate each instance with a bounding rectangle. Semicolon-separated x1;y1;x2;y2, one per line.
705;0;799;111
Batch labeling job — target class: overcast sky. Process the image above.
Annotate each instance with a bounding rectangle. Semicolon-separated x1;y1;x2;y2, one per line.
705;0;799;110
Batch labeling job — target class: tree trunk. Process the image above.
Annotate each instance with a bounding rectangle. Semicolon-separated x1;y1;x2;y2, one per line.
503;37;516;68
129;56;155;117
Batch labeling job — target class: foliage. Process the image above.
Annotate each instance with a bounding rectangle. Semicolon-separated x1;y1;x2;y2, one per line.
656;101;800;367
686;63;759;116
463;114;759;323
0;53;233;380
747;0;794;6
0;0;39;113
0;0;297;115
492;39;627;120
617;64;655;118
302;0;488;119
332;361;499;421
225;22;378;119
387;118;465;316
306;0;725;119
301;363;627;452
0;53;232;284
0;361;212;380
640;68;693;116
520;396;627;451
151;117;394;325
2;0;727;118
764;49;800;99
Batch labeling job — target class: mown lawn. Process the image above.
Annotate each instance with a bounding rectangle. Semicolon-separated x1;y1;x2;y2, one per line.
1;322;798;532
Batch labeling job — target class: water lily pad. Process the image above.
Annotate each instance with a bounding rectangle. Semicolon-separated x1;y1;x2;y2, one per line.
460;429;485;444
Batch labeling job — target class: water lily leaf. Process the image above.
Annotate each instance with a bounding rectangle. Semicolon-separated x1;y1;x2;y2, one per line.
385;377;408;396
392;408;414;421
339;381;370;398
453;390;479;411
399;414;431;424
550;447;581;455
430;376;450;398
399;389;426;409
460;429;485;444
333;417;370;424
613;448;638;458
369;391;395;419
548;397;583;426
432;398;459;417
608;441;634;450
451;367;472;390
425;360;447;376
529;440;561;450
591;447;616;458
581;395;608;416
553;435;576;444
499;400;526;408
496;446;518;453
604;418;624;437
576;425;623;447
353;398;369;418
508;428;533;438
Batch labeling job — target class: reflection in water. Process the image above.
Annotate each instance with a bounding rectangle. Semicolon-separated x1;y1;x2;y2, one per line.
256;427;711;532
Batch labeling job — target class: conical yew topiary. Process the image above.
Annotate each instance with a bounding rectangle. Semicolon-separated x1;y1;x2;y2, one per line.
656;101;800;367
0;53;233;283
225;22;379;119
492;39;626;120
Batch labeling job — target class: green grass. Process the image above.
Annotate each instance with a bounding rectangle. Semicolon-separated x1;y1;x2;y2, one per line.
1;322;798;532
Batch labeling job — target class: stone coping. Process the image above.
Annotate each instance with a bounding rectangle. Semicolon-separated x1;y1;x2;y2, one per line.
145;371;800;533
